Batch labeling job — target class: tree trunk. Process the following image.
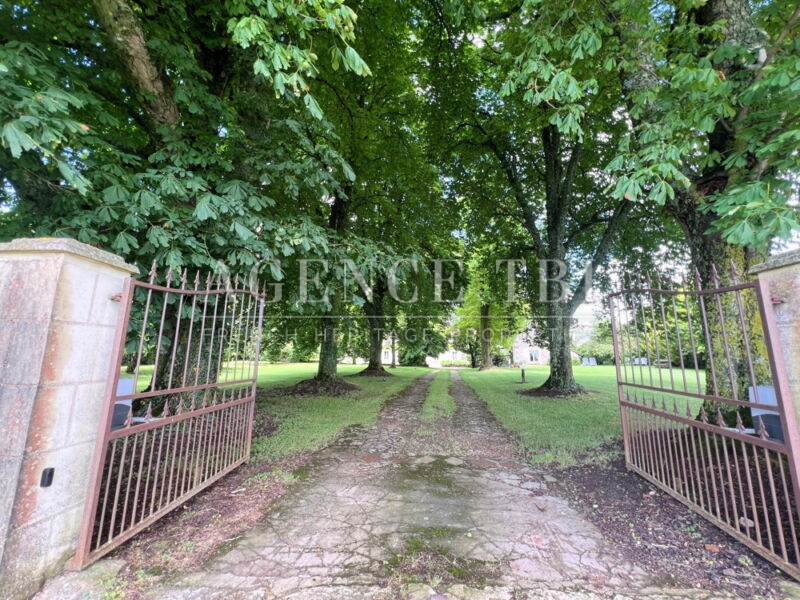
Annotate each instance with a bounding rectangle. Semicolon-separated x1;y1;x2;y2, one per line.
479;303;492;370
316;315;339;381
540;296;582;392
364;281;388;373
538;126;582;392
365;314;386;372
671;194;768;424
315;189;349;381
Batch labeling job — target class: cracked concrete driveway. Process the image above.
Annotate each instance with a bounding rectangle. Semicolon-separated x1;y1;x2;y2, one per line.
36;371;744;600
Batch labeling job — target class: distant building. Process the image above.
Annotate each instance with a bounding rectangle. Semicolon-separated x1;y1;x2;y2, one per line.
511;334;550;366
429;348;471;368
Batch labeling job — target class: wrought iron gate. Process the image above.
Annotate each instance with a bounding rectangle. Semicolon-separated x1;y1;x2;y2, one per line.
73;268;265;567
610;267;800;579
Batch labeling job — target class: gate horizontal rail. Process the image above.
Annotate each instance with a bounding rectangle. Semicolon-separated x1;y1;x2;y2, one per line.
73;268;265;567
610;268;800;579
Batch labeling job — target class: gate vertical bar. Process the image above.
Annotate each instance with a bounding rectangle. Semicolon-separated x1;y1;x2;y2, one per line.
245;293;266;461
70;274;135;568
609;293;631;466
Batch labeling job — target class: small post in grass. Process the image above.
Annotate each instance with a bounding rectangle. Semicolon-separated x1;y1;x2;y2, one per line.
521;368;526;383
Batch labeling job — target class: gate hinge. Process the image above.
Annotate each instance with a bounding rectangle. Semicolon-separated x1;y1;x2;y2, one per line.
109;292;123;302
771;294;785;305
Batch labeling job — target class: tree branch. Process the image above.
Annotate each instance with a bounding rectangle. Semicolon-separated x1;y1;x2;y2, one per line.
473;120;544;255
91;0;179;129
569;199;633;313
483;2;524;23
564;211;608;246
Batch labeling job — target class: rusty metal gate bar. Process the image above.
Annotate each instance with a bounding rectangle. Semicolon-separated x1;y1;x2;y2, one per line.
73;267;265;568
610;267;800;579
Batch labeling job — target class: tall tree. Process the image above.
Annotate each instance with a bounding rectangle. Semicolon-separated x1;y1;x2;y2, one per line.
1;0;382;397
500;0;800;275
306;0;460;378
422;5;645;391
426;0;798;392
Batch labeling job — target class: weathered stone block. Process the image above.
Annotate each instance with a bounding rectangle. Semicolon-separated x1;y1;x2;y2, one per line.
24;384;77;454
67;382;109;445
14;442;96;531
0;258;60;322
0;385;36;460
88;264;131;327
0;322;50;386
41;322;117;386
0;238;136;600
55;259;97;324
0;516;55;599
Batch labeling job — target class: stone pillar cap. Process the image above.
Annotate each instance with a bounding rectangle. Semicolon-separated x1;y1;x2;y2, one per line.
750;248;800;275
0;238;138;275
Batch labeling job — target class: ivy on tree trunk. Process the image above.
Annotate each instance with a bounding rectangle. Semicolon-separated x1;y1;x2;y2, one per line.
479;303;492;370
363;280;388;373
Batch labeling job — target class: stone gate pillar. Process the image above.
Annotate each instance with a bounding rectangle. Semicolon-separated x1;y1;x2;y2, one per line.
751;249;800;446
0;238;136;599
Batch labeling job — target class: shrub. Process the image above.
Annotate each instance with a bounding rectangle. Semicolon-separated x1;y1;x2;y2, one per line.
575;340;615;365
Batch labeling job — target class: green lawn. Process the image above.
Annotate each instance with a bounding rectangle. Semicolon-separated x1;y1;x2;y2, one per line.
119;365;154;392
251;364;431;460
460;365;708;466
120;361;370;392
460;365;625;466
421;369;455;422
254;361;368;388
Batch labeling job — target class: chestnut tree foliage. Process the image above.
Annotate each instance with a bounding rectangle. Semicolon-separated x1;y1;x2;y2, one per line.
0;0;370;270
2;0;798;391
495;0;800;275
419;0;799;390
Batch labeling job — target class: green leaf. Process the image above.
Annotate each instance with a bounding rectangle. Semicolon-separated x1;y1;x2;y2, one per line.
219;179;249;201
269;261;284;281
193;195;218;221
342;161;356;181
253;58;271;78
57;161;90;194
159;174;185;197
2;121;37;158
303;94;324;119
113;231;138;254
614;176;642;202
647;180;673;204
97;205;118;223
147;226;171;248
232;221;255;240
134;190;159;211
330;47;342;71
102;184;130;204
165;249;184;269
